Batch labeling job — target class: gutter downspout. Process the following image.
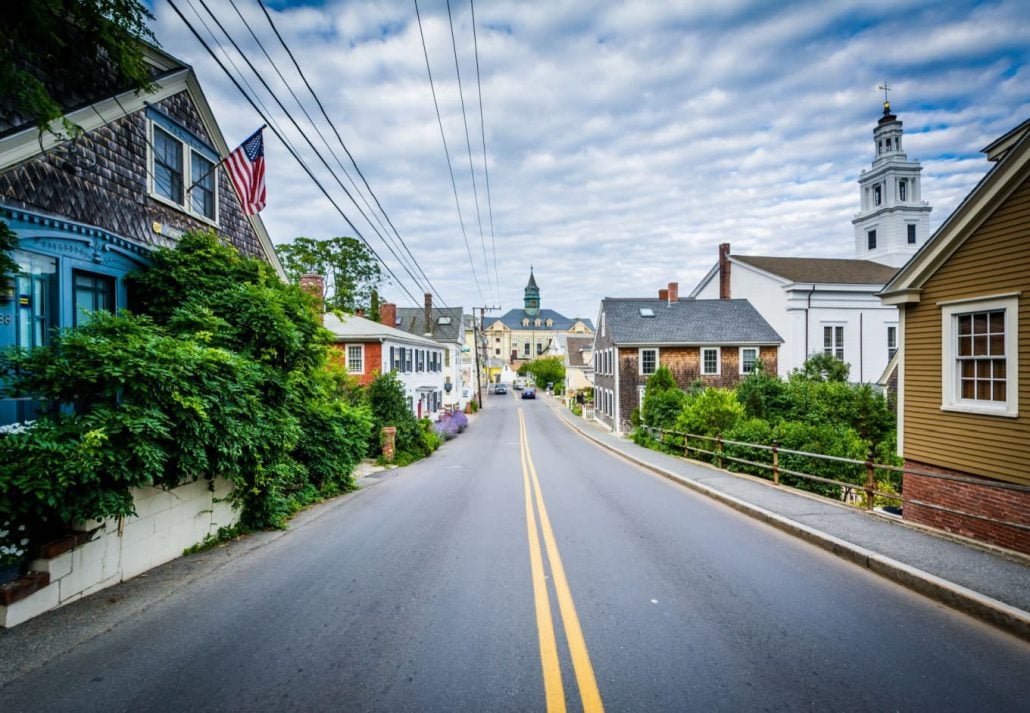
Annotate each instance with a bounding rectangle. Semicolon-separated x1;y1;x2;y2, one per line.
804;284;817;362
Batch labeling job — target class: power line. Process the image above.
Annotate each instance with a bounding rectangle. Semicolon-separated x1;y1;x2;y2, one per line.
253;0;450;313
183;0;437;308
470;0;501;304
445;0;494;306
168;0;425;307
414;0;487;305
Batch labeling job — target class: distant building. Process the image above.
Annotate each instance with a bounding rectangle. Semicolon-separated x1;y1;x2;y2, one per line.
485;268;593;369
392;293;468;411
593;281;782;435
690;101;932;382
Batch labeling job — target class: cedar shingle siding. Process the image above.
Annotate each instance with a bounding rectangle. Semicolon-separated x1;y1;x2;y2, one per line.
0;91;265;260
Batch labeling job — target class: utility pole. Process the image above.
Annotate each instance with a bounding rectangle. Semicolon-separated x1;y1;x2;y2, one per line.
473;305;501;407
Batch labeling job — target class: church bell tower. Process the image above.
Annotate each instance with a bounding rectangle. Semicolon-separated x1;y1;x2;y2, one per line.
852;89;932;267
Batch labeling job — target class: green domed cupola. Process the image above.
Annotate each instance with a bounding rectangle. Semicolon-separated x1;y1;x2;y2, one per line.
524;267;540;316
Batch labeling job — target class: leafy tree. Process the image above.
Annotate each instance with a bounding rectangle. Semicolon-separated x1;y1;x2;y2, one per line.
2;1;156;134
792;353;850;382
735;361;788;420
675;387;744;437
520;356;565;393
276;236;383;313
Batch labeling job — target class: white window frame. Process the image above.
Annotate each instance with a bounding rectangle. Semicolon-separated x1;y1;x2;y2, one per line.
887;325;898;360
147;120;219;225
940;295;1019;418
346;344;364;374
823;324;845;361
701;347;720;376
739;347;758;375
639;348;658;376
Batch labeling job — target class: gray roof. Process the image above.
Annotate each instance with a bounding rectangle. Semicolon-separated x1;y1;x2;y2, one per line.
493;308;594;331
735;256;898;285
565;336;594;367
323;312;441;348
602;298;782;345
395;306;465;344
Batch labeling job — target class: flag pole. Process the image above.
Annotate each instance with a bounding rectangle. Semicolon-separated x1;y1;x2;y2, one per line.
186;124;266;196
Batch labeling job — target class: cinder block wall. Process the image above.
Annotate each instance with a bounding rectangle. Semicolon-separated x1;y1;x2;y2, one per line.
2;477;237;628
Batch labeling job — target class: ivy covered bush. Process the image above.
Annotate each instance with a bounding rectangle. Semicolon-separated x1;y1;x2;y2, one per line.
0;231;372;535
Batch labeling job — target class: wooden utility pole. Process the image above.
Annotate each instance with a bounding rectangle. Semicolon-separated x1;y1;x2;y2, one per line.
473;305;500;407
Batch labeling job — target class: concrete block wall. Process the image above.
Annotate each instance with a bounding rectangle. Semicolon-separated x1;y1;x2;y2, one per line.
1;477;237;628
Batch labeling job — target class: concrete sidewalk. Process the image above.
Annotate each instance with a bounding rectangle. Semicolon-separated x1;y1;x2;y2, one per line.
547;398;1030;642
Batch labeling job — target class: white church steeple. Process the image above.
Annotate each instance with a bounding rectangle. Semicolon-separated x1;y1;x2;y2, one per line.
852;87;932;267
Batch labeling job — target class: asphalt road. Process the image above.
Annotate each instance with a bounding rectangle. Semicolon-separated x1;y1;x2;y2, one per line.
2;392;1029;712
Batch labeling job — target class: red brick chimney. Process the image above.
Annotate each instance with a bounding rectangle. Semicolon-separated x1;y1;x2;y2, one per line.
424;293;433;336
380;302;397;328
668;281;679;303
719;243;731;299
659;288;669;301
299;274;324;324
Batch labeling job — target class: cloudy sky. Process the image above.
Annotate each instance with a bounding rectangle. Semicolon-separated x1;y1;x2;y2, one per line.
149;0;1029;320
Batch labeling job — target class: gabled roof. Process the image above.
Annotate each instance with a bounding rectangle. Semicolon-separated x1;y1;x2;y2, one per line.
0;43;284;277
323;313;443;348
733;256;898;285
492;308;594;331
601;298;782;346
881;118;1030;304
565;336;594;367
394;306;465;344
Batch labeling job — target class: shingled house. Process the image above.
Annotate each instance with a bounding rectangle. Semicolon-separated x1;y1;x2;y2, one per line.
593;282;782;434
0;43;283;426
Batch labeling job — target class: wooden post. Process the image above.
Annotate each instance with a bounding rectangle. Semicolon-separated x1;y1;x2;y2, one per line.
716;434;723;469
864;447;876;510
772;441;780;485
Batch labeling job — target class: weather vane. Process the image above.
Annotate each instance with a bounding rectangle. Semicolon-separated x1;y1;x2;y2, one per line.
878;81;891;112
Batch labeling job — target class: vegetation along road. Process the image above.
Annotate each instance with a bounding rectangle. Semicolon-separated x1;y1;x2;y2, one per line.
2;395;1029;712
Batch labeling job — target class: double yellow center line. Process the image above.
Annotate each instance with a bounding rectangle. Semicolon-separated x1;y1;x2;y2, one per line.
519;408;604;713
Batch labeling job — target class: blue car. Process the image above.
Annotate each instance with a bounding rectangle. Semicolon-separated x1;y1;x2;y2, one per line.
521;387;536;399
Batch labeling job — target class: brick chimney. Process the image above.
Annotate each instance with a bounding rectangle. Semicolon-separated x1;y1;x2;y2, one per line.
424;293;433;336
659;288;668;301
668;281;679;303
299;274;324;324
719;243;731;299
380;302;397;328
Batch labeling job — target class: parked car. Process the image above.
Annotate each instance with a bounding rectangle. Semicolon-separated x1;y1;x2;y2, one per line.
521;387;536;400
494;384;508;395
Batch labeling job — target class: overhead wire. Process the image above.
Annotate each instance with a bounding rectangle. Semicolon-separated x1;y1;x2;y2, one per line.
414;0;487;305
182;0;433;307
469;0;501;304
253;0;450;314
168;0;424;307
445;0;494;306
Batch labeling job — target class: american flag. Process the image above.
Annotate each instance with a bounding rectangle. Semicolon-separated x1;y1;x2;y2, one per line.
225;128;266;214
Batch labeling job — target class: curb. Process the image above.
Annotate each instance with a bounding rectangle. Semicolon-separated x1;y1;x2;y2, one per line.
553;405;1030;644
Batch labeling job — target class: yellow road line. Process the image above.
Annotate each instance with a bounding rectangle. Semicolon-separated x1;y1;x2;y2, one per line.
520;409;605;713
521;409;567;712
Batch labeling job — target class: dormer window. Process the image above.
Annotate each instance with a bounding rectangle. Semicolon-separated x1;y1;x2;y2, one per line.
522;318;530;327
535;319;541;327
546;319;553;327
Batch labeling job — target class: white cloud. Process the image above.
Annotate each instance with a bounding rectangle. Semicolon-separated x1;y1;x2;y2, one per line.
151;0;1030;319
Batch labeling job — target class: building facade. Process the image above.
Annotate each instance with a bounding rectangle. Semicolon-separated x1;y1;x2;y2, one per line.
879;118;1030;555
0;45;282;427
394;294;468;411
593;282;782;434
486;269;593;369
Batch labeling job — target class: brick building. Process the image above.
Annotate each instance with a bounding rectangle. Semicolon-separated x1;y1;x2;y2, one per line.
592;282;782;434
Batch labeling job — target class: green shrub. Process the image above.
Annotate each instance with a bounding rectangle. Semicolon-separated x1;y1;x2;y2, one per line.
675;387;743;437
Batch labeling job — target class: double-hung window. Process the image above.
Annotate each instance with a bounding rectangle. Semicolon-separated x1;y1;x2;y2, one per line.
639;348;657;375
942;296;1018;416
824;325;844;361
149;118;219;222
739;347;758;375
887;326;898;360
346;345;364;374
701;347;720;375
